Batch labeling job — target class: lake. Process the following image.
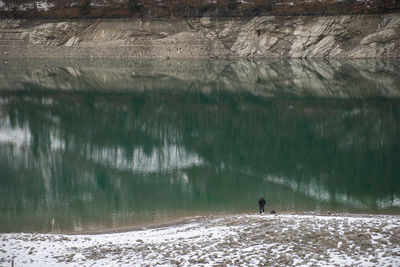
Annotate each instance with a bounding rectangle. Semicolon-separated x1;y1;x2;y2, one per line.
0;58;399;233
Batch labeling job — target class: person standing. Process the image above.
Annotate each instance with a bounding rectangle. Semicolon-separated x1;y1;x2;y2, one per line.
258;197;266;214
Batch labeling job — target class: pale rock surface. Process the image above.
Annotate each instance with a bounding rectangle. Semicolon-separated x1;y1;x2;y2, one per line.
0;14;399;58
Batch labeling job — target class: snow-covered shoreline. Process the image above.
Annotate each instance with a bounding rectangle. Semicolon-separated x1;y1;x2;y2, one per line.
1;213;400;266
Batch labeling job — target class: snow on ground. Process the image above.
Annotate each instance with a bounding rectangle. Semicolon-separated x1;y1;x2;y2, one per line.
1;214;400;266
0;1;54;11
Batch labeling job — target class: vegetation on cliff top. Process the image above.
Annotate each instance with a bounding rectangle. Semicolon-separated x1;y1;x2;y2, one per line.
0;0;399;18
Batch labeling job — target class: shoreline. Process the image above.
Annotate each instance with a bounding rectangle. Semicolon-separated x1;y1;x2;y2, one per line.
1;213;399;266
54;211;400;235
3;211;400;236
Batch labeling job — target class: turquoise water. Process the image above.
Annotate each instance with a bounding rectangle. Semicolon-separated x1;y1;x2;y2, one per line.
0;59;399;232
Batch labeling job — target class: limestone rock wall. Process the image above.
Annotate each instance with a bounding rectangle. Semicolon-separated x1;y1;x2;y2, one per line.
0;14;399;58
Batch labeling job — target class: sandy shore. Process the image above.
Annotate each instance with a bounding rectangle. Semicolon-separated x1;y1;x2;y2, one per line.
1;213;399;266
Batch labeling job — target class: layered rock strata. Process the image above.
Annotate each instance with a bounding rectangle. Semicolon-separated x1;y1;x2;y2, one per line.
0;14;399;58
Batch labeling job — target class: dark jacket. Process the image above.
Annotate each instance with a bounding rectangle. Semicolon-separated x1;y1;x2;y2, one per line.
258;198;266;207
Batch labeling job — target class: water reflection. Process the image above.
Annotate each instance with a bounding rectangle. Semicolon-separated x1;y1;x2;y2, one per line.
1;58;400;97
0;59;399;233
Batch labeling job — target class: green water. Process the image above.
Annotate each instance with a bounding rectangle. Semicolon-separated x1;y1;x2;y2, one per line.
0;59;399;233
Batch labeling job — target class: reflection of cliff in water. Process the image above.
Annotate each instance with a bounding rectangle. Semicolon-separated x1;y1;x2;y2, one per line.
1;59;400;98
1;59;400;232
1;89;399;232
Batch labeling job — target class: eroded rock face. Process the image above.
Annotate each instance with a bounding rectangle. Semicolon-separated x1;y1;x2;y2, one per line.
231;14;400;58
25;22;88;46
0;14;399;58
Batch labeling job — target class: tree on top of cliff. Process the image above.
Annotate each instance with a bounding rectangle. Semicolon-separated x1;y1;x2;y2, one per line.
127;0;141;12
78;0;91;15
1;0;399;17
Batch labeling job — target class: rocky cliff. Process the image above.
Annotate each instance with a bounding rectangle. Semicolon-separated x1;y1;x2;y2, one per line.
0;14;399;58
